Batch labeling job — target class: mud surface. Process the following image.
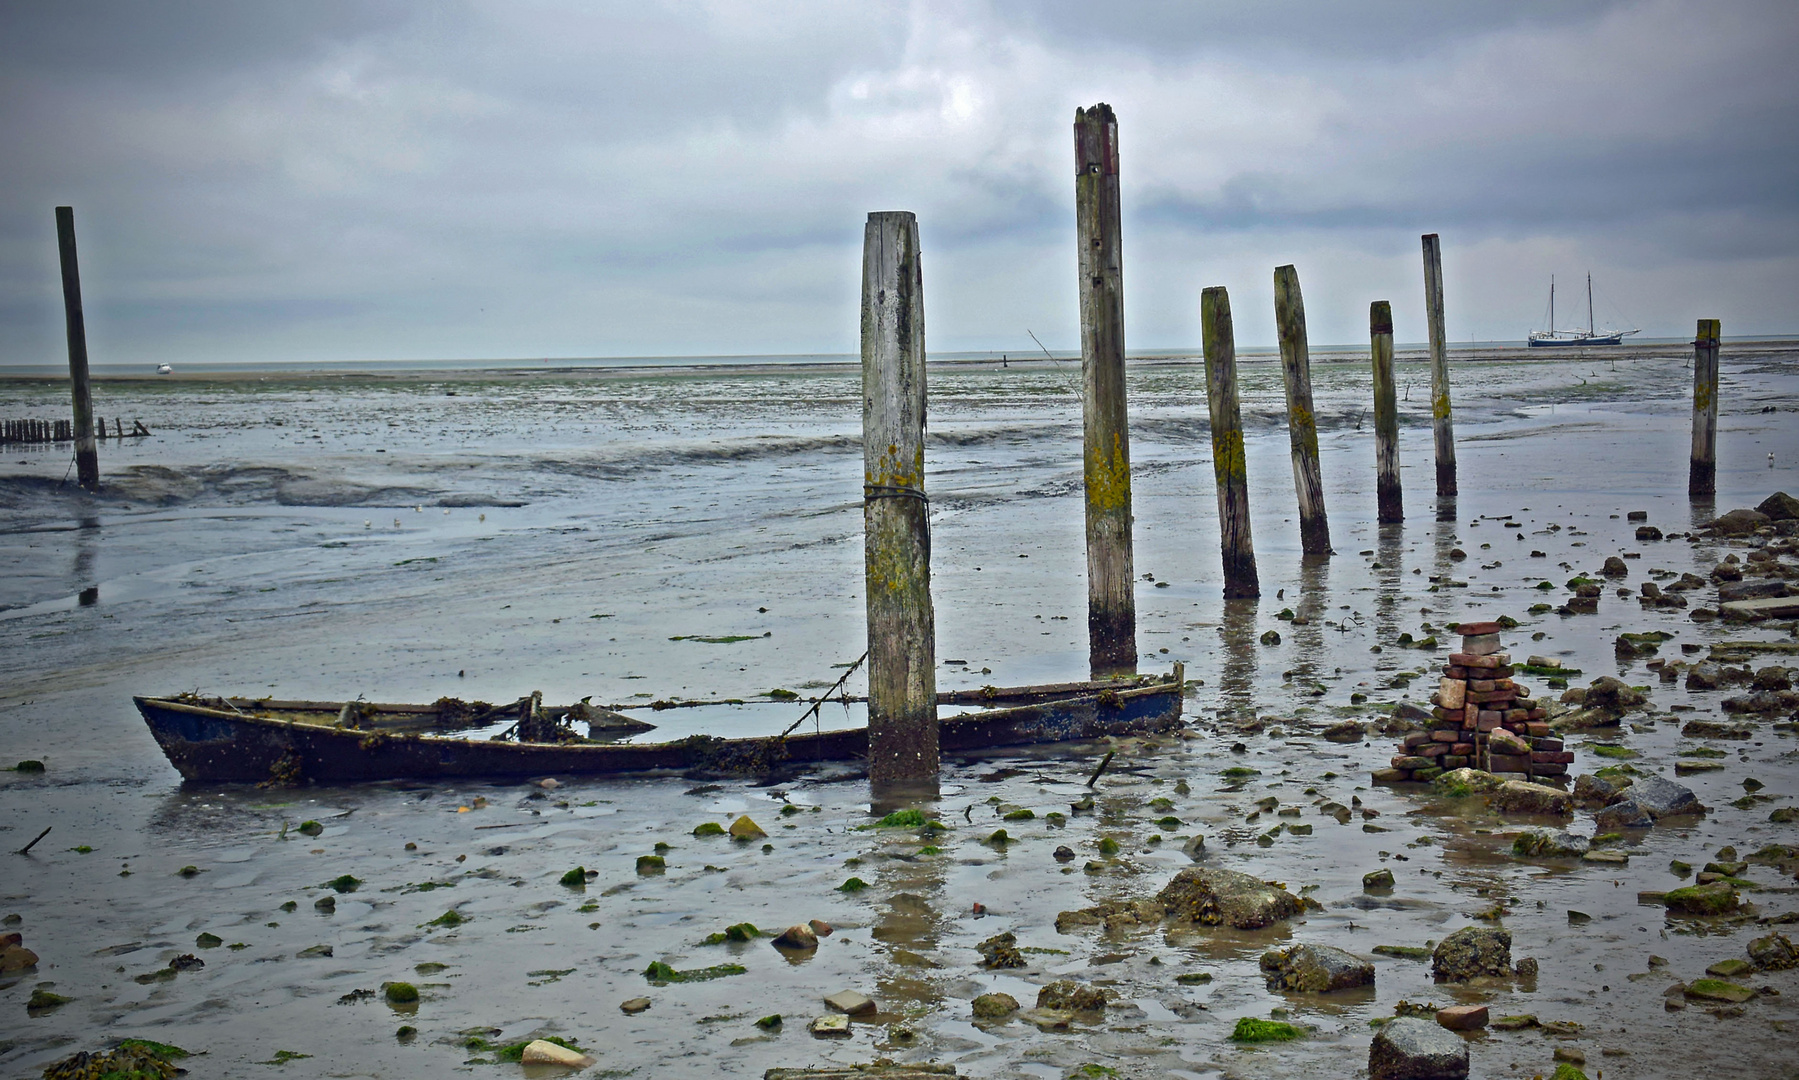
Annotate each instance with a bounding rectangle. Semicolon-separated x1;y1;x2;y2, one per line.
3;348;1799;1078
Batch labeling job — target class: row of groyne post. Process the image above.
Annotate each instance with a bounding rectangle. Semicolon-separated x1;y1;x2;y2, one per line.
859;102;1728;793
1;417;147;445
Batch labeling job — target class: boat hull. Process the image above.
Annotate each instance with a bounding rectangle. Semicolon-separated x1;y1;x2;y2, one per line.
134;680;1184;784
1527;334;1626;347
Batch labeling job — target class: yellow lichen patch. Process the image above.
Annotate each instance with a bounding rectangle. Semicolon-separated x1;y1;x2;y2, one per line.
1211;428;1246;481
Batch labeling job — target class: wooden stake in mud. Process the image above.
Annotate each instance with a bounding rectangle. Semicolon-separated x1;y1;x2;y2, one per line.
1421;233;1456;498
1371;300;1403;524
1074;103;1137;678
1689;318;1721;498
1273;265;1331;556
1202;287;1259;599
56;207;100;490
860;211;938;790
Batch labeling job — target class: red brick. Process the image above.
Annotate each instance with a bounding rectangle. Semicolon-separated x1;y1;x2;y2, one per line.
1446;665;1468;679
1533;738;1564;752
1531;761;1568;776
1467;689;1518;704
1404;732;1432;749
1527;709;1548;721
1470;679;1497;693
1431;730;1459;743
1489;754;1530;772
1465;705;1480;724
1505;709;1529;722
1476;717;1501;732
1456;621;1503;637
1449;652;1509;668
1436;1004;1489;1031
1531;750;1574;764
1419;742;1447;757
1450;742;1474;755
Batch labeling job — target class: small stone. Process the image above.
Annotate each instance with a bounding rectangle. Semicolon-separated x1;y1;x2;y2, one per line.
519;1040;593;1067
1684;978;1756;1003
1435;1003;1488;1030
1180;835;1206;861
1706;958;1755;978
772;924;818;950
1260;943;1375;992
976;931;1025;969
1553;1047;1586;1065
1369;1016;1470;1080
1053;845;1075;862
728;815;767;840
1515;957;1539;977
1747;932;1798;970
1037;979;1108;1011
808;919;834;937
809;1014;850;1036
1490;780;1572;816
1432;926;1512;982
620;997;651;1014
1364;869;1396;891
1594;799;1652;830
823;989;876;1015
972;992;1019;1019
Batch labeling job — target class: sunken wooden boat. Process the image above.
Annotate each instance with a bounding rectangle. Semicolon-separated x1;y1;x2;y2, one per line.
134;667;1185;784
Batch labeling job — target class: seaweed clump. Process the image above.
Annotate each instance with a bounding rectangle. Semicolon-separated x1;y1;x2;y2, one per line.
42;1039;188;1079
1230;1017;1300;1042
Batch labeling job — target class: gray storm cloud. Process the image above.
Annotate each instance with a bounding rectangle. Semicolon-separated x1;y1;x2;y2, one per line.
1;0;1794;364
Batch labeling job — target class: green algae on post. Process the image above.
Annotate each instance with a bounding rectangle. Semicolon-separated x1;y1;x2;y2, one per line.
1231;1017;1300;1042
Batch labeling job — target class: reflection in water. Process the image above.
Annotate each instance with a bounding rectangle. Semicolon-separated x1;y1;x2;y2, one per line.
74;515;100;605
867;825;948;1015
1373;523;1405;669
1217;598;1259;719
1435;494;1457;522
870;777;941;817
1286;557;1330;690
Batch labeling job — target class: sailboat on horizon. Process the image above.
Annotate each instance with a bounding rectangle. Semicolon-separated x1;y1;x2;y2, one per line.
1527;273;1639;347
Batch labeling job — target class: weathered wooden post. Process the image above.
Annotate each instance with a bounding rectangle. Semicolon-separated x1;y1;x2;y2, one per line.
1074;103;1137;678
861;211;938;791
1689;318;1721;497
1201;286;1259;599
1421;233;1455;498
1274;265;1331;556
1371;300;1403;524
56;207;100;490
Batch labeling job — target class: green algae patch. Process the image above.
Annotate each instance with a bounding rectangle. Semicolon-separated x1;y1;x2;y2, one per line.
643;960;746;984
559;867;588;887
257;1050;313;1065
756;1014;782;1030
1589;744;1636;759
117;1039;191;1060
195;933;223;949
383;982;419;1003
325;874;363;893
1096;837;1120;855
1550;1065;1590;1080
837;876;869;892
423;909;467;929
701;922;761;945
1002;808;1036;822
297;821;323;837
28;989;71;1010
13;760;45;772
1664;883;1739;915
693;821;727;837
636;855;666;874
1221;766;1261;779
1231;1017;1300;1042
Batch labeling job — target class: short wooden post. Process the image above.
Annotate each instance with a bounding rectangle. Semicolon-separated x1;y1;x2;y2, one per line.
1201;286;1259;599
1273;265;1331;556
861;210;938;790
1371;300;1403;523
1074;103;1137;677
56;207;100;490
1421;233;1455;498
1689;318;1721;497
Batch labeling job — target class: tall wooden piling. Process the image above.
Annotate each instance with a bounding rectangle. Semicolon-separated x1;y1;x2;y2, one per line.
1073;104;1137;678
1421;234;1455;498
1371;300;1403;524
56;207;100;490
1689;318;1721;497
1201;287;1259;599
1274;265;1331;556
861;210;938;790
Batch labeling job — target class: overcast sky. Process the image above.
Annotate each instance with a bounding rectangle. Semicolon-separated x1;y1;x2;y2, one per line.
2;0;1796;365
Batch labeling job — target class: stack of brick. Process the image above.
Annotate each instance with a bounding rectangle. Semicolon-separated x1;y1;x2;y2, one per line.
1376;619;1569;783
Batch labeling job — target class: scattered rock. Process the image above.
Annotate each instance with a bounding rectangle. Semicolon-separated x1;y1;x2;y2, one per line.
1490;780;1573;816
1180;835;1206;861
1053;898;1162;933
1432;767;1502;796
620;997;651;1014
1053;845;1075;862
1036;980;1107;1012
729;816;767;840
1364;869;1396;891
1748;932;1797;970
823;990;876;1015
1707;958;1755;978
1663;883;1739;916
1513;829;1590;857
971;992;1019;1019
1435;1003;1488;1031
1573;772;1624;808
1707;508;1771;535
1593;799;1653;830
1432;926;1512;982
1156;868;1306;929
773;924;819;951
976;931;1025;969
1369;1016;1469;1080
1630;774;1706;818
1322;720;1366;742
1260;943;1375;992
1584;676;1646;715
1684;978;1756;1004
809;1014;850;1036
1758;491;1799;520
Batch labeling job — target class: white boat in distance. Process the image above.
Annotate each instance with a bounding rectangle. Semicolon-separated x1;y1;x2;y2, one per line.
1528;274;1639;347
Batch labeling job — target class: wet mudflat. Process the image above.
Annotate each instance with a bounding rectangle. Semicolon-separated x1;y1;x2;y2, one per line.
3;347;1799;1078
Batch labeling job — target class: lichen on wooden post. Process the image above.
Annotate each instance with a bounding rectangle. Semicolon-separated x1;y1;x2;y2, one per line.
1689;318;1721;498
55;207;100;491
1370;300;1403;524
1421;233;1455;499
861;211;938;791
1274;265;1331;557
1074;103;1137;678
1202;286;1259;599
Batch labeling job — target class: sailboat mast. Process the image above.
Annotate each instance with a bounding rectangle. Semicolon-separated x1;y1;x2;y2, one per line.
1587;273;1594;335
1549;275;1555;333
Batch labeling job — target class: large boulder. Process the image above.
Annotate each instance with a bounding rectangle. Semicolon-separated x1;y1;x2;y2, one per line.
1757;492;1799;521
1260;944;1375;992
1511;829;1589;858
1490;780;1573;816
1369;1016;1470;1080
1036;980;1108;1012
1432;768;1502;796
1748;932;1797;970
1707;508;1771;535
1156;868;1305;929
1719;579;1792;603
1571;773;1625;808
1432;926;1512;982
1630;774;1706;819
